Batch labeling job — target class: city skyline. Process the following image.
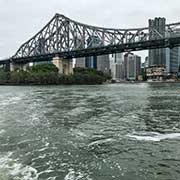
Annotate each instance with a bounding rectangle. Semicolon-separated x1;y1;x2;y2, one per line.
1;0;180;60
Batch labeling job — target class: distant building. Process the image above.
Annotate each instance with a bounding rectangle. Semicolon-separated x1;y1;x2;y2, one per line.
75;57;86;68
165;29;180;74
124;53;129;79
148;17;180;77
75;36;86;68
124;53;141;81
110;53;124;64
146;66;166;81
166;47;180;74
76;55;110;73
111;63;124;80
85;56;97;69
97;55;110;73
144;57;149;68
165;28;180;74
110;53;125;80
149;17;166;67
76;36;110;73
85;36;100;69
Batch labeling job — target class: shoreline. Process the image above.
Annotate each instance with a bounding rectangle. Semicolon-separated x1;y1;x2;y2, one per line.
1;81;180;86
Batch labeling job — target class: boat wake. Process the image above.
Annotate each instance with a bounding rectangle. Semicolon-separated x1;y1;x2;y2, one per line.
64;168;92;180
127;132;180;142
0;152;38;180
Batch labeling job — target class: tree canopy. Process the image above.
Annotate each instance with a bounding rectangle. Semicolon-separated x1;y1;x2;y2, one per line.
0;64;111;85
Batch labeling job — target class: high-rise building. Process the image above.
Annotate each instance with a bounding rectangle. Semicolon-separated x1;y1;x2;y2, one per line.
166;47;180;74
76;36;110;73
85;36;101;69
124;53;129;79
149;17;166;67
110;53;124;80
85;56;97;69
110;53;123;65
124;53;141;81
111;63;124;80
110;53;125;80
97;55;110;73
144;57;149;68
148;17;180;76
75;36;86;68
165;28;180;74
76;55;110;73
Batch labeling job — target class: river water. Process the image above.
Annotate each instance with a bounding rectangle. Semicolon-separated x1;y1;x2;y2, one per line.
0;83;180;180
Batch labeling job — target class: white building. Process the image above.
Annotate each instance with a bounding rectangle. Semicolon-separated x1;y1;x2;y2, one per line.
124;53;141;81
110;53;125;80
111;63;124;80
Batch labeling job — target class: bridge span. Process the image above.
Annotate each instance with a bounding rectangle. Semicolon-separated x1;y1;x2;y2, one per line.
1;14;180;73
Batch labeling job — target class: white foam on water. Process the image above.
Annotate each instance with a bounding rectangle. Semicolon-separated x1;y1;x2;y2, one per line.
64;169;92;180
88;138;116;147
0;152;38;180
0;129;6;135
37;169;54;176
127;132;180;142
46;177;57;180
0;96;22;107
69;129;88;139
38;146;49;152
64;169;76;180
67;107;92;117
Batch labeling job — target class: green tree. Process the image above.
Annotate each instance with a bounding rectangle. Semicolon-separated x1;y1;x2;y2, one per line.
31;64;59;73
0;64;112;85
0;69;9;84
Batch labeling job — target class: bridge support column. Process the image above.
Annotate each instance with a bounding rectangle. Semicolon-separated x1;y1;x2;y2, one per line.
10;63;29;72
52;56;73;75
10;63;15;72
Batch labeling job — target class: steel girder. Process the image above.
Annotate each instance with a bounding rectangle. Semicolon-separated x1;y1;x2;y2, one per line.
13;14;180;59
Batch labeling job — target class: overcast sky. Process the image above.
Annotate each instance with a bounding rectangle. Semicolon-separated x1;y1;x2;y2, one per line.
0;0;179;60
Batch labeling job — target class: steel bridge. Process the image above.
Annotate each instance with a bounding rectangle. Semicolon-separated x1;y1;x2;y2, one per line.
1;13;180;65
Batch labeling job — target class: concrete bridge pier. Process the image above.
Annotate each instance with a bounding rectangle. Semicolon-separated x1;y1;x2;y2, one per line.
52;56;73;75
10;62;29;71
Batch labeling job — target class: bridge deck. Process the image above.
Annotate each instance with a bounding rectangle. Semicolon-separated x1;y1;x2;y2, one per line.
0;37;179;65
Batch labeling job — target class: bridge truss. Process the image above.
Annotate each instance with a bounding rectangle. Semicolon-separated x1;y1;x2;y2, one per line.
10;14;180;61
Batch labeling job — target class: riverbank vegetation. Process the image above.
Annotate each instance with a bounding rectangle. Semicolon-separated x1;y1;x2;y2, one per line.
0;64;111;85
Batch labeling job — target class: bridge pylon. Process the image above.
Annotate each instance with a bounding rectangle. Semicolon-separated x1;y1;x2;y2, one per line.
52;56;73;75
